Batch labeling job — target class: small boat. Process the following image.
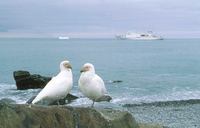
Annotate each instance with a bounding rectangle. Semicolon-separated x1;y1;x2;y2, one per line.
58;36;70;40
116;31;163;40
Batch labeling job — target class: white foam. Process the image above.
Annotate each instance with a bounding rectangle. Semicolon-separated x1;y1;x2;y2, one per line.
69;97;92;107
0;83;41;104
1;83;200;105
109;89;200;105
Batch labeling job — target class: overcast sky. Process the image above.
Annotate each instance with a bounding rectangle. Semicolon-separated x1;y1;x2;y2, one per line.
0;0;200;38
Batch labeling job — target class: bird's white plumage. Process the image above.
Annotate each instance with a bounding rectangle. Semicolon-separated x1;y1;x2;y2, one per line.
78;63;107;102
32;60;73;104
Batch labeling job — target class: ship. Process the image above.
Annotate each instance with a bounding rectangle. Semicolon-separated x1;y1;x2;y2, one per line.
115;31;163;40
58;36;70;40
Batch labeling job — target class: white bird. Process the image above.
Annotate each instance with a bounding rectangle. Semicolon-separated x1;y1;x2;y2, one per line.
78;63;111;107
31;60;73;105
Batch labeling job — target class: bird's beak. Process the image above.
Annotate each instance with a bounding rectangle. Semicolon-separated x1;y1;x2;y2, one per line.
80;67;86;73
67;64;72;69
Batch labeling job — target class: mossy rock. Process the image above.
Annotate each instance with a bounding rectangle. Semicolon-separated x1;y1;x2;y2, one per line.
0;103;139;128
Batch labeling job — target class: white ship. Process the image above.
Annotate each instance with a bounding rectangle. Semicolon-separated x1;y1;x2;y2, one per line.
116;31;163;40
58;36;70;40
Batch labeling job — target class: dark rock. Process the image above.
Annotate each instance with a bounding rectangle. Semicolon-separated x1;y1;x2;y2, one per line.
112;80;123;83
13;70;51;90
96;95;112;102
107;80;123;84
65;93;79;102
0;103;139;128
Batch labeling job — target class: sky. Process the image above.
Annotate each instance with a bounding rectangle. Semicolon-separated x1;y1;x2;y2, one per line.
0;0;200;38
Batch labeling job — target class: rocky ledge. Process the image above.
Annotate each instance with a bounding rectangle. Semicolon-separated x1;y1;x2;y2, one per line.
0;104;137;128
0;101;164;128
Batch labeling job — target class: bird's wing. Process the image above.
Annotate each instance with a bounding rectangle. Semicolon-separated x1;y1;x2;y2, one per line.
41;74;71;95
92;74;107;94
44;76;64;89
32;73;71;104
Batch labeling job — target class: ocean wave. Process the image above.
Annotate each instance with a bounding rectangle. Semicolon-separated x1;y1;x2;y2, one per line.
69;97;92;106
0;83;16;89
0;83;41;104
111;89;200;106
1;82;200;107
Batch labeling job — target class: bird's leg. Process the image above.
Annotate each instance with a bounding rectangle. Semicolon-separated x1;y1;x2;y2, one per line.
28;104;32;108
91;101;95;108
57;100;60;106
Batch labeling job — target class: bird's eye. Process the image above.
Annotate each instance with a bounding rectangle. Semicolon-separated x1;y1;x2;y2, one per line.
64;63;68;67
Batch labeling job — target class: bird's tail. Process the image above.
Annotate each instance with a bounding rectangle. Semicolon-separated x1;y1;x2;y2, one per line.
31;96;42;104
96;95;112;102
26;96;36;104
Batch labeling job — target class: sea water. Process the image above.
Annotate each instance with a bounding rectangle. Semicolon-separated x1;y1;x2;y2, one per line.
0;38;200;127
